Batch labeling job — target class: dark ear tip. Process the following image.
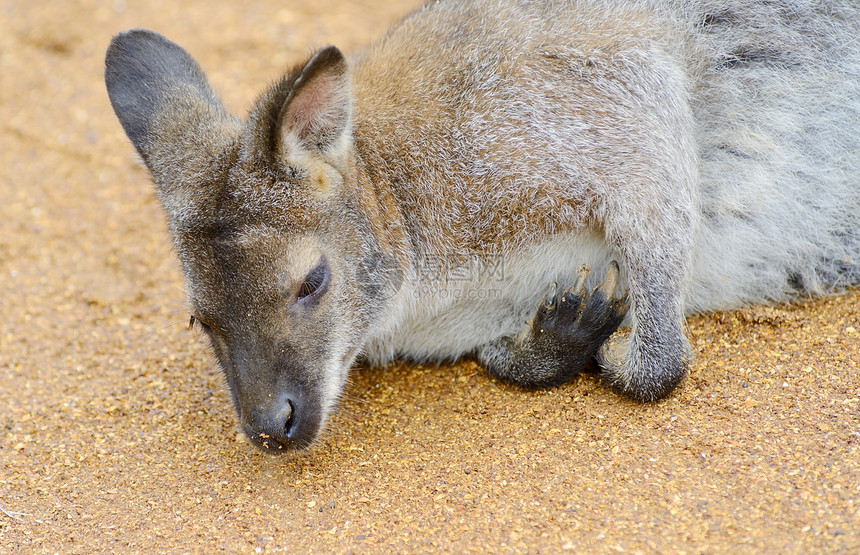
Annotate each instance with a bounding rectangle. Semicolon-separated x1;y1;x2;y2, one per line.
106;29;174;64
309;45;348;74
110;28;170;43
110;28;160;43
318;45;345;59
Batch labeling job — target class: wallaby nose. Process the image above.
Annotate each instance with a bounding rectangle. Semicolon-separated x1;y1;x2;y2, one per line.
242;393;318;452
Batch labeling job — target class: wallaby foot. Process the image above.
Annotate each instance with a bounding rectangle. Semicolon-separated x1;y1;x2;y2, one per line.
479;262;630;388
595;328;691;402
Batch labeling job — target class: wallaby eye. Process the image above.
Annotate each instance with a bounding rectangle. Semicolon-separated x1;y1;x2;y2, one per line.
296;258;330;303
189;315;214;334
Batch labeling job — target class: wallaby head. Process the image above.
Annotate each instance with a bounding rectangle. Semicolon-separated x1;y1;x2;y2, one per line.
105;30;403;451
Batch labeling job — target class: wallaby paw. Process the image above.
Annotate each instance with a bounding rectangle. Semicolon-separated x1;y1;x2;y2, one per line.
530;261;630;353
478;262;630;389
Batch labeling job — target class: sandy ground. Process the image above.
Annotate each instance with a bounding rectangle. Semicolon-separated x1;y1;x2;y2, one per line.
1;0;859;552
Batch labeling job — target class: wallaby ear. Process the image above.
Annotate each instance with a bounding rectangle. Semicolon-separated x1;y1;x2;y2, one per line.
105;30;237;174
277;46;351;155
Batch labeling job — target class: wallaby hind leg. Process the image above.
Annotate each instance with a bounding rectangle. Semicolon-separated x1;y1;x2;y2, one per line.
594;274;692;402
478;262;630;388
595;207;695;401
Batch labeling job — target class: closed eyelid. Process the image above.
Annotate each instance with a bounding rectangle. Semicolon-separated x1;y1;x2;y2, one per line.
296;256;330;303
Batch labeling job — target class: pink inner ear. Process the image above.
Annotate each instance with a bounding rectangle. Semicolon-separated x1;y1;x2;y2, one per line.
283;73;344;142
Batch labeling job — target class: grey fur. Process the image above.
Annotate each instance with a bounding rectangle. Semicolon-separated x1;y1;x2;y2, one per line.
105;0;860;452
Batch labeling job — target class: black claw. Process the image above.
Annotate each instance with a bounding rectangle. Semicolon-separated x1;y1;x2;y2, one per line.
532;282;559;333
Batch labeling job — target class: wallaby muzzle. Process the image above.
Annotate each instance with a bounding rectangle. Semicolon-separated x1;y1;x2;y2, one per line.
240;385;321;452
226;352;326;452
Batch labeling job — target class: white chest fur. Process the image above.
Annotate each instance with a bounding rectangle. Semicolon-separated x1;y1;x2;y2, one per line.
362;230;618;364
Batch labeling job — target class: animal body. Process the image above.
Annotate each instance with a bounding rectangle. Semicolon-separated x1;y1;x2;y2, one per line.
105;0;860;452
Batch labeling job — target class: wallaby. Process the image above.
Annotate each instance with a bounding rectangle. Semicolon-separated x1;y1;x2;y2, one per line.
105;0;860;452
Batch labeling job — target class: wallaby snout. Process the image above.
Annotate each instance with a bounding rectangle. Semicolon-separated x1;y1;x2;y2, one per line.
241;387;318;452
214;327;345;453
